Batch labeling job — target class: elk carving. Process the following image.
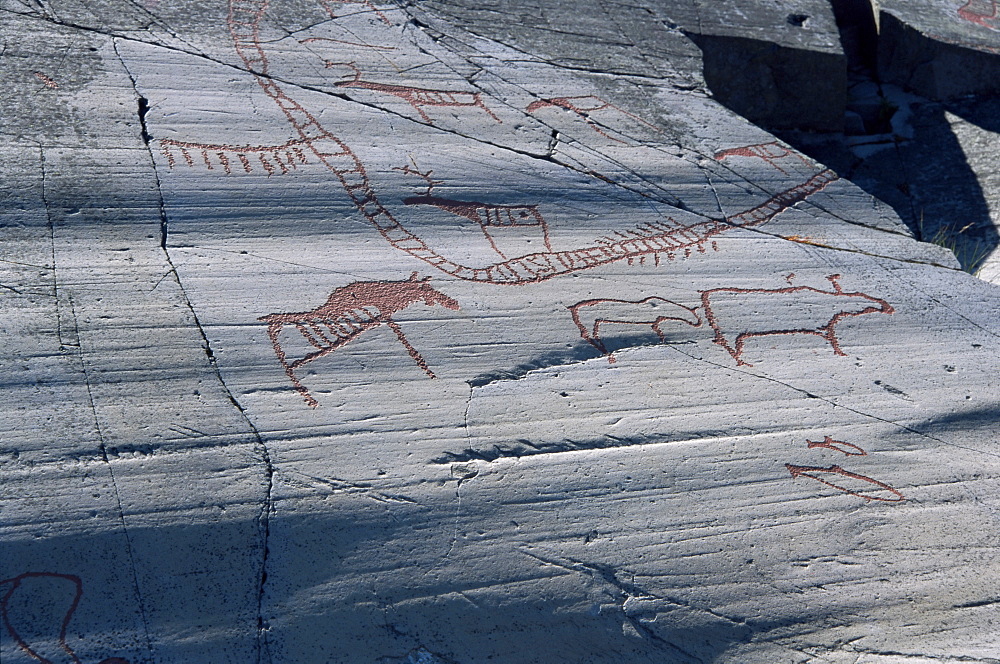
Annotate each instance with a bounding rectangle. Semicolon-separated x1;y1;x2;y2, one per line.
259;274;459;407
328;62;501;124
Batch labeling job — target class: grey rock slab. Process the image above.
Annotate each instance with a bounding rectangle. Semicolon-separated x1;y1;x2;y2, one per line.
2;2;1000;664
422;0;848;131
878;0;1000;98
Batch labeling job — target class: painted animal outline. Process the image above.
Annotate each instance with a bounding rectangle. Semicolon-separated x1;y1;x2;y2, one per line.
701;274;895;366
328;62;501;124
259;274;459;407
958;0;999;29
213;1;841;285
568;275;893;365
715;141;813;175
1;572;131;664
396;162;553;259
786;464;905;502
526;95;659;143
569;296;701;363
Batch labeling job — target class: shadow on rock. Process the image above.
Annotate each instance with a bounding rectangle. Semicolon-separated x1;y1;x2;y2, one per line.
778;95;1000;273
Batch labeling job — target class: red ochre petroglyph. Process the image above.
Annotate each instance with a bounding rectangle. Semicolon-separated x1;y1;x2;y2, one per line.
226;0;837;285
700;274;894;366
320;0;391;24
786;464;905;502
328;62;502;124
259;273;459;407
715;141;812;174
569;296;701;363
33;72;58;89
807;435;867;456
958;0;999;29
526;95;659;143
159;137;315;175
396;161;552;258
403;196;553;258
1;572;131;664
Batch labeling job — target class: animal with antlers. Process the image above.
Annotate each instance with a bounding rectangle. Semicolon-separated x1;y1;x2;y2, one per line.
259;274;460;407
328;62;501;124
396;160;553;259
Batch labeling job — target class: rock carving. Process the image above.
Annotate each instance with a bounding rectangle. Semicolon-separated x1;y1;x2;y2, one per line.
958;0;999;29
1;572;131;664
328;62;502;124
700;274;895;366
259;274;460;407
227;0;838;284
785;464;906;502
714;141;813;174
568;296;701;363
806;435;867;456
160;137;313;175
569;276;892;365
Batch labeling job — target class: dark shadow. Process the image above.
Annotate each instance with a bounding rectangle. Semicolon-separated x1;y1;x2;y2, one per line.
771;4;1000;274
1;504;862;664
776;96;999;273
684;0;999;273
686;33;846;132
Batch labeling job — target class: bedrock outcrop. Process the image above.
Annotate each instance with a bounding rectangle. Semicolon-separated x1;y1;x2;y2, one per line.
1;1;999;663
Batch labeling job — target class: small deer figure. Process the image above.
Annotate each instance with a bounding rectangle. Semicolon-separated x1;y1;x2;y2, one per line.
259;274;460;407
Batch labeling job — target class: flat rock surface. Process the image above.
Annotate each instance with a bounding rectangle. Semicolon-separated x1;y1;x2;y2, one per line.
878;0;1000;97
2;2;1000;663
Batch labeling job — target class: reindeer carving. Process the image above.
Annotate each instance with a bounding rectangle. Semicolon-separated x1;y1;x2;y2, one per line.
328;62;501;124
259;274;460;407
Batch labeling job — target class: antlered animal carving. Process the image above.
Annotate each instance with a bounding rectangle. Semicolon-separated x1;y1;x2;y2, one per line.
569;297;701;363
700;274;894;366
329;62;501;124
260;274;459;407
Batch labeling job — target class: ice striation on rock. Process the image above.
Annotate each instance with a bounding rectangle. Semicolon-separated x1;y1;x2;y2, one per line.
2;1;1000;663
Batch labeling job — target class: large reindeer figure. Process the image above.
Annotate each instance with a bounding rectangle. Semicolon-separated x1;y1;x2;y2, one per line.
259;274;460;407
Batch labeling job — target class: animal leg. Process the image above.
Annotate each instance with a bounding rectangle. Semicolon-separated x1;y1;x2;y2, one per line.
265;321;320;407
386;319;437;378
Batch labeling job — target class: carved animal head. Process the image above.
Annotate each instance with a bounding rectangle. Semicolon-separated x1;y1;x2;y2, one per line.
325;60;362;84
407;273;460;310
827;275;895;316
